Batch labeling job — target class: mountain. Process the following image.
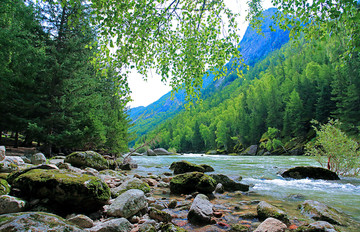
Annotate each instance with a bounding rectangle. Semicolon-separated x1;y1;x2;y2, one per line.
128;8;290;144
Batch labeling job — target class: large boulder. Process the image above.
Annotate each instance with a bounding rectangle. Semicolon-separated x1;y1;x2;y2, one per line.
64;151;118;171
0;178;10;195
242;145;258;155
30;152;47;165
0;195;26;214
170;172;216;194
257;201;289;224
210;174;249;192
10;169;110;214
281;166;340;180
106;189;148;218
153;148;172;155
299;200;349;226
86;218;133;232
145;149;156;156
254;217;287;232
0;212;81;231
0;156;26;172
110;177;150;197
297;221;338;232
170;160;214;174
188;194;214;225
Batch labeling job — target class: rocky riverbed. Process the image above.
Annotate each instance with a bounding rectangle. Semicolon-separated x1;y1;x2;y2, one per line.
0;148;359;231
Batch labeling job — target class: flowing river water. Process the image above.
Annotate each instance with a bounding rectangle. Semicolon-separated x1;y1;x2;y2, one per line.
130;154;360;224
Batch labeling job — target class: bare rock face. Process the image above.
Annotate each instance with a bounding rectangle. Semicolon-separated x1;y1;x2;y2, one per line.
281;166;340;180
254;217;287;232
187;194;214;225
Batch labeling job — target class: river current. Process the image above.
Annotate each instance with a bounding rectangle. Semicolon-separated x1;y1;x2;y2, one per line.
130;154;360;222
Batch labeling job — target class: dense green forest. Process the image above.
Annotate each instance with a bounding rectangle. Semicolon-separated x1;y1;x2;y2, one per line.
0;0;130;154
135;35;360;153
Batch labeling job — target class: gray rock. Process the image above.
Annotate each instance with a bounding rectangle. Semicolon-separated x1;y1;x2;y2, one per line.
153;148;172;155
254;217;287;232
0;156;25;172
210;174;249;192
299;200;349;226
214;183;224;193
110;177;150;197
0;195;26;214
305;221;338;232
31;153;47;165
0;212;82;231
188;194;213;225
106;189;148;218
145;149;156;156
170;172;216;194
87;218;132;232
67;214;94;228
257;201;289;224
64;150;119;170
242;145;258;155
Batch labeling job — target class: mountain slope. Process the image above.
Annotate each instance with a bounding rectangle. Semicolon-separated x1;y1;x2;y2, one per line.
129;8;289;144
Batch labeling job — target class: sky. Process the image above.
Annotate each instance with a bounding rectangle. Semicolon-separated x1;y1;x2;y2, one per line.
127;0;274;108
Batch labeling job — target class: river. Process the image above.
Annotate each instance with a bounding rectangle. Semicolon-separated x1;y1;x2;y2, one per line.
130;154;360;223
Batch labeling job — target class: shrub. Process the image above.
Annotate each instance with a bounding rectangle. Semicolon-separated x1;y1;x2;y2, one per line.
305;119;360;176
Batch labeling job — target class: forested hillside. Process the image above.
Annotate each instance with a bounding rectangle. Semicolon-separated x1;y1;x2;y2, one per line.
0;0;131;154
129;8;290;144
135;34;360;153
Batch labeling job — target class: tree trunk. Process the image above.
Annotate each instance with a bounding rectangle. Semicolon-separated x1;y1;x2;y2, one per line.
14;131;19;148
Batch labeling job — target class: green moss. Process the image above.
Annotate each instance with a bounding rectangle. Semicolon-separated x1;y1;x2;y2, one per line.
64;151;110;170
230;224;250;232
170;172;216;194
0;179;11;195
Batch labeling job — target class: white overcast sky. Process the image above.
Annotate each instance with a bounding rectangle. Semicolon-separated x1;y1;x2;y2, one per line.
127;0;274;108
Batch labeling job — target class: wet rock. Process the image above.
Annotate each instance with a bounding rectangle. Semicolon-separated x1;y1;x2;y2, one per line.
297;221;338;232
149;207;172;222
86;218;132;232
64;151;119;171
106;189;147;218
111;177;150;197
170;172;216;194
0;212;81;231
30;152;47;165
188;194;214;225
159;222;188;232
200;164;215;172
299;200;349;226
230;223;250;232
10;169;110;214
281;166;340;180
210;174;249;192
0;195;26;214
257;201;289;224
67;214;94;228
168;199;177;209
0;178;10;195
254;217;287;232
215;183;225;193
170;160;206;174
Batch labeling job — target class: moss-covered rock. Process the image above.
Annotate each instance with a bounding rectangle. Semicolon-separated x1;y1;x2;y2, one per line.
0;179;10;195
299;200;350;226
64;150;120;171
111;177;150;198
257;201;289;225
159;223;188;232
170;172;216;194
210;174;249;192
10;169;110;214
281;166;340;180
170;160;214;174
149;207;172;222
0;212;81;231
230;223;250;232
